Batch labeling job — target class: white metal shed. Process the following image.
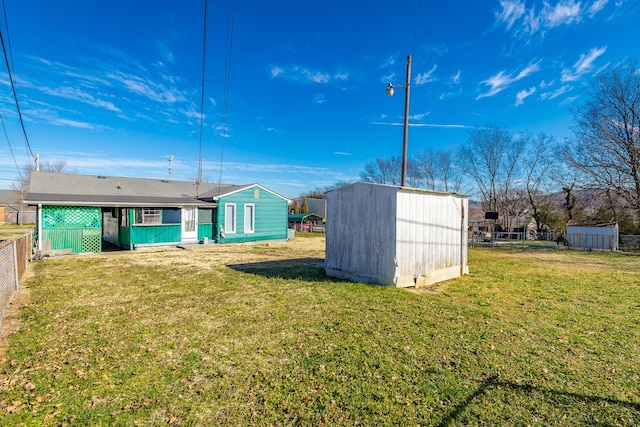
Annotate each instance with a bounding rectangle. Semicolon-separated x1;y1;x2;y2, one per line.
325;182;469;287
566;220;619;251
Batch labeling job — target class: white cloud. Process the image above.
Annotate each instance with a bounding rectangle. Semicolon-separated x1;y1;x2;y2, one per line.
561;46;607;81
313;94;327;104
381;73;396;83
495;0;526;29
540;84;570;100
270;66;285;78
495;0;612;37
542;0;583;28
414;65;437;85
409;112;430;120
371;121;474;129
334;152;351;156
588;0;609;16
451;70;461;84
269;65;349;85
515;86;536;106
477;61;541;99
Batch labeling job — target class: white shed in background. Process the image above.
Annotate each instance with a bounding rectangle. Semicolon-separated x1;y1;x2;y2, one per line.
566;220;619;251
325;182;469;287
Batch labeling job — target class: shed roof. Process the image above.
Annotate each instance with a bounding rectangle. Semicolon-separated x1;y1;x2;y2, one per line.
25;172;253;207
325;181;469;198
288;213;324;222
566;220;618;228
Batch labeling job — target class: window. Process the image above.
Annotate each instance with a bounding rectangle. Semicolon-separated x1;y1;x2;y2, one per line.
135;207;161;224
224;203;236;234
244;204;255;233
120;209;129;227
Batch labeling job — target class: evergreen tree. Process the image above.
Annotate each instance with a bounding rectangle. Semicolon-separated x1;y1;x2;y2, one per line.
293;200;300;214
301;197;309;213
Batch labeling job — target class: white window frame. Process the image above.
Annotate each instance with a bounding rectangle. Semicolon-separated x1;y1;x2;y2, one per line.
141;207;161;224
244;203;255;234
224;203;236;234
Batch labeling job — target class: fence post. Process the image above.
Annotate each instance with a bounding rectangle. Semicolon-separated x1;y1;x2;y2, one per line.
12;240;19;291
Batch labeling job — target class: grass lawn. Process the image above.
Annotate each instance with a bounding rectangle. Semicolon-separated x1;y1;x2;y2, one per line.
1;238;639;426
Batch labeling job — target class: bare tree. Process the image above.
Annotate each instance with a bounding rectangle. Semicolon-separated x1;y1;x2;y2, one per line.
566;59;640;222
460;125;525;227
414;149;463;192
523;132;557;234
360;157;401;185
360;156;420;186
415;150;436;189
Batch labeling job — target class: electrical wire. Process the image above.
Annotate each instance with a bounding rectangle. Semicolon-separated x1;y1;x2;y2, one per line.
218;0;236;189
0;27;34;162
196;0;208;194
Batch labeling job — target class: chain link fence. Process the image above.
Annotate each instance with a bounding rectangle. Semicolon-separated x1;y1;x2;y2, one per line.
0;232;32;326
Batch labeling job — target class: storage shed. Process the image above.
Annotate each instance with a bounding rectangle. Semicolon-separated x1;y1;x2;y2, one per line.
325;182;469;287
566;220;619;251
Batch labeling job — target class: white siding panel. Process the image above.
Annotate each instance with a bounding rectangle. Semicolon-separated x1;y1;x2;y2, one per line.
325;183;398;285
567;225;618;250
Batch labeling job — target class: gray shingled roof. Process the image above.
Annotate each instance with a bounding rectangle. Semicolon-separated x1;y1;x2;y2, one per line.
24;172;253;207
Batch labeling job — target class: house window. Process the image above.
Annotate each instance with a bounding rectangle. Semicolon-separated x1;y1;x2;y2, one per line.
136;207;161;224
120;209;129;227
244;204;255;233
224;203;236;234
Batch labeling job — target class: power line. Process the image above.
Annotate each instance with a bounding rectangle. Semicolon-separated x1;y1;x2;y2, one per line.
218;0;236;188
196;0;208;195
0;18;34;162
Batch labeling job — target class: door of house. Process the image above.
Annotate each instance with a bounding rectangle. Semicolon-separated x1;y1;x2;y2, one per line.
181;207;198;242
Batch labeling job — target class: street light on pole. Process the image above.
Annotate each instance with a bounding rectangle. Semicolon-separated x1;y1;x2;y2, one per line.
386;54;412;187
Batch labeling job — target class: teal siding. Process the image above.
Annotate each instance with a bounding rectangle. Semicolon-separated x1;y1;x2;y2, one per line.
217;186;288;243
198;223;214;240
130;224;181;245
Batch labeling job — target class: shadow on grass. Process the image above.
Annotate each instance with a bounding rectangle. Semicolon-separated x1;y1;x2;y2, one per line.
437;374;640;426
227;258;342;282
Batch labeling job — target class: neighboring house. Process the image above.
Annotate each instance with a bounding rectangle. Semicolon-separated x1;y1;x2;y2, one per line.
0;189;36;224
290;197;326;218
325;182;469;287
288;213;324;232
25;171;289;254
566;220;619;251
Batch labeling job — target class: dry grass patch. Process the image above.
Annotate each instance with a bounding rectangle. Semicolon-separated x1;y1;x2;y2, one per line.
0;239;638;426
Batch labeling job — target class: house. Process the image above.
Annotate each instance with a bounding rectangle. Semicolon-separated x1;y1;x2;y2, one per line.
325;182;469;287
25;171;289;254
290;197;326;218
288;213;324;232
566;220;619;251
0;190;36;224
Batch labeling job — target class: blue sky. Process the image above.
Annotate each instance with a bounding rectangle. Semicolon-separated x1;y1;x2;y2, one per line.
0;0;639;198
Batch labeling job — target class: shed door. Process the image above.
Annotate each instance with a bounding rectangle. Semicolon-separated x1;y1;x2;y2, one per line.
181;207;198;242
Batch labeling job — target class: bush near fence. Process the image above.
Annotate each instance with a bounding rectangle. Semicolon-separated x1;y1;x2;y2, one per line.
0;232;32;326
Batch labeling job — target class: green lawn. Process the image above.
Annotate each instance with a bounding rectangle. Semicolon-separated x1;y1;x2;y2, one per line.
1;243;639;426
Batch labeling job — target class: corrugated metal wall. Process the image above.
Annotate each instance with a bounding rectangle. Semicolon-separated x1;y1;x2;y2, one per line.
567;226;619;250
325;183;398;284
325;182;468;287
396;190;468;279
